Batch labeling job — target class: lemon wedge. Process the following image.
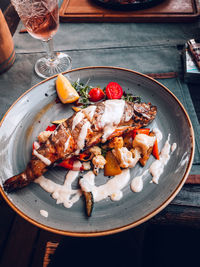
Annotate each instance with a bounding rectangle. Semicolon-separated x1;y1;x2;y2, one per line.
56;73;79;104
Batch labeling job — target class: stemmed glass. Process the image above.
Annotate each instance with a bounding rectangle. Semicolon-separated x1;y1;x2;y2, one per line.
11;0;72;79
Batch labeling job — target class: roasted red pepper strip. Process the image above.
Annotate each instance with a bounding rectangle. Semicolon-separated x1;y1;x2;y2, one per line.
45;125;57;131
58;158;75;170
78;152;91;161
132;128;150;139
152;138;160;160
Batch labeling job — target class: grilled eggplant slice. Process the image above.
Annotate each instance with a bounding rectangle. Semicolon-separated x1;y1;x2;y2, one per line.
83;191;94;217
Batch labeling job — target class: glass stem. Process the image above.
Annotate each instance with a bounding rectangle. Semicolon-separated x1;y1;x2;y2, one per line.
42;38;56;61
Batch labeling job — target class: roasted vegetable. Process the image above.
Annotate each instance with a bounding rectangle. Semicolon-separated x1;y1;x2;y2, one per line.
123;132;133;150
83;191;94;217
139;146;154;166
104;151;122;176
108;137;124;149
139;132;155;166
78;152;93;161
132;128;150;139
72;106;82;112
152;138;160;160
57;158;75;170
51;118;67;125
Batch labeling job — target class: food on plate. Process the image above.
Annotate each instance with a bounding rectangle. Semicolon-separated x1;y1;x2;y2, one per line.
72;80;140;107
88;87;105;102
105;82;123;99
83;191;94;217
104;150;122;176
56;73;79;104
3;78;178;218
3;98;157;193
152;138;160;160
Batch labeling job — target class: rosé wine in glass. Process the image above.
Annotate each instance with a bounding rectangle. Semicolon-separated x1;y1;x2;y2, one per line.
21;5;59;41
11;0;71;78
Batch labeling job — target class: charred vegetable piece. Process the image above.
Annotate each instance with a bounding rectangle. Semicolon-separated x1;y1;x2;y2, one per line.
78;152;93;161
132;128;150;139
104;151;122;176
139;132;155;166
57;158;75;170
139;147;154;166
123;132;133;150
152;138;160;160
83;191;94;217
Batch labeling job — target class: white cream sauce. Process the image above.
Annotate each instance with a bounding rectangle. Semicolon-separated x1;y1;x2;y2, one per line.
82;161;91;170
124;107;133;122
33;141;40;150
72;111;84;131
79;169;130;202
152;128;163;142
40;209;48;218
83;105;96;120
100;100;125;128
171;143;177;153
35;171;82;208
33;150;51;166
150;134;173;184
76;121;91;152
132;134;156;154
72;160;83;171
64;136;71;152
131;170;148;193
102;125;116;143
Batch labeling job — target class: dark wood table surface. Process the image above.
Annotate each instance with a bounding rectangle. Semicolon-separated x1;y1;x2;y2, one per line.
1;3;200;267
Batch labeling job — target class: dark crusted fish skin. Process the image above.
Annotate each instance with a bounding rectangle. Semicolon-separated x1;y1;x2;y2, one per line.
132;102;157;127
3;100;157;192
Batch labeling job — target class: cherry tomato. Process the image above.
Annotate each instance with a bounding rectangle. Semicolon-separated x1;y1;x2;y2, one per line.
89;87;105;102
105;82;123;99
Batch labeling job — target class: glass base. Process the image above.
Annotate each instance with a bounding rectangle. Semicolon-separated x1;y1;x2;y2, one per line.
35;52;72;79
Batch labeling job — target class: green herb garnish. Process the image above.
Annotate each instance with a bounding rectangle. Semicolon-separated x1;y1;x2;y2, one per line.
72;80;94;108
122;92;141;103
73;80;141;108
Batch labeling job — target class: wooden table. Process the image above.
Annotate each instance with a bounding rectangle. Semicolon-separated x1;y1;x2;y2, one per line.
1;4;200;267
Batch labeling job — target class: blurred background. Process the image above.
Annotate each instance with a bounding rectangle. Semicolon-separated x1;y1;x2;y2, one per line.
0;0;10;11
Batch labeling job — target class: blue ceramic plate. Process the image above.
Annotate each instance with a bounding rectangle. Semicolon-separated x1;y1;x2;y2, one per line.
0;67;194;236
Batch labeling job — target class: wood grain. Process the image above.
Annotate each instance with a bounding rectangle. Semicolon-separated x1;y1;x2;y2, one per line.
59;0;200;22
146;72;178;79
150;204;200;228
0;214;38;267
185;174;200;184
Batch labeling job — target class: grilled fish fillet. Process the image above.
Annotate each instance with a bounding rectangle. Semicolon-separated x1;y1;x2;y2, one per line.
3;99;157;192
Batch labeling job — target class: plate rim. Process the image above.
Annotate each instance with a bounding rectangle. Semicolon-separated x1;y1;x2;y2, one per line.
0;66;195;237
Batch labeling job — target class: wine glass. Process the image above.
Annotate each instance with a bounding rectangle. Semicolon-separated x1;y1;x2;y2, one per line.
11;0;72;79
